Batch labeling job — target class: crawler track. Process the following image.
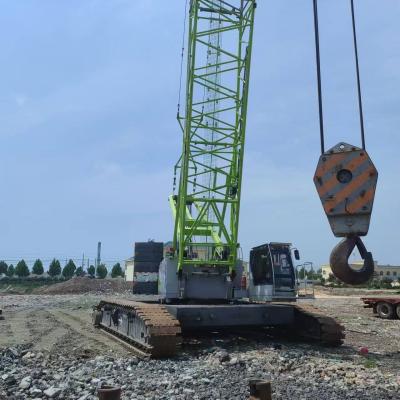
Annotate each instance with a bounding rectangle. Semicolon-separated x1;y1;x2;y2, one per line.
94;300;344;356
293;303;345;346
94;298;181;358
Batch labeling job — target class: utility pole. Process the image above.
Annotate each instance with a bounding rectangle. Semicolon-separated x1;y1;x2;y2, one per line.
97;242;101;268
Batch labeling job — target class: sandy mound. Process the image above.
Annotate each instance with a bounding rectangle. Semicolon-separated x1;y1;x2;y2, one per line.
34;276;132;295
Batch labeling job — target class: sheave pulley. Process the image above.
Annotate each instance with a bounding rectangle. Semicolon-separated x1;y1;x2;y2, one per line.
312;0;378;284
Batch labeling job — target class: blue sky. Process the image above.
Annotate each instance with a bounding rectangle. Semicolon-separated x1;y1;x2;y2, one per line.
0;0;398;268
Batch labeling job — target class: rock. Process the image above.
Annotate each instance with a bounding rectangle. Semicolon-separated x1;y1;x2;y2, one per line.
8;348;19;357
44;387;62;398
218;351;231;363
22;351;35;359
5;376;16;386
19;376;32;389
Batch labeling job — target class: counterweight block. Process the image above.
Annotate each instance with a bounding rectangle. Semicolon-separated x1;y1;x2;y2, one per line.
313;142;378;237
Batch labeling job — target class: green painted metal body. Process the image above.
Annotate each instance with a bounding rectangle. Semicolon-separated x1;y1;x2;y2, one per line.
171;0;256;273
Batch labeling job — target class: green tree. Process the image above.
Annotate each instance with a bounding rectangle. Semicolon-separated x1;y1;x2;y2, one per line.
32;259;44;275
96;264;108;279
6;264;15;277
62;259;76;279
0;261;8;275
48;259;61;277
368;279;382;289
310;269;322;281
381;277;393;289
298;267;306;280
75;266;85;277
327;273;343;286
15;260;30;277
111;263;123;278
87;265;95;277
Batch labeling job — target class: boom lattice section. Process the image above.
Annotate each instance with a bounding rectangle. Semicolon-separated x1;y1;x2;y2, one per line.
171;0;256;273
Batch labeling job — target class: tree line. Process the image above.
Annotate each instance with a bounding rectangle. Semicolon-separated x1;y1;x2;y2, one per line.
0;259;124;279
296;267;322;281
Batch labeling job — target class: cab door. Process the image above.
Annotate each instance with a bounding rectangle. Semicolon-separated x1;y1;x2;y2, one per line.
270;248;296;297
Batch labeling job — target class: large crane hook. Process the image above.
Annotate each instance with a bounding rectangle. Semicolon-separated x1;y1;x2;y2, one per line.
330;235;374;285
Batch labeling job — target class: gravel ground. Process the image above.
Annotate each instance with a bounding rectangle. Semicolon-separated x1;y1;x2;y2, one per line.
0;294;399;400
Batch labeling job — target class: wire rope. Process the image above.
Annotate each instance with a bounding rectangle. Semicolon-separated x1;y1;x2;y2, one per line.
312;0;367;154
177;0;189;118
312;0;325;154
350;0;366;150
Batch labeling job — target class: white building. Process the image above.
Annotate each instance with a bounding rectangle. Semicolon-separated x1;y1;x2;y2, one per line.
321;261;400;281
124;257;134;282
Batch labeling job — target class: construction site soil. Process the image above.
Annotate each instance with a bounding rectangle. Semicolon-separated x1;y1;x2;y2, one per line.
1;292;399;399
33;277;132;295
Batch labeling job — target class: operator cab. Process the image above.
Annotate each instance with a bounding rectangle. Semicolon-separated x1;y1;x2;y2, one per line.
248;242;298;301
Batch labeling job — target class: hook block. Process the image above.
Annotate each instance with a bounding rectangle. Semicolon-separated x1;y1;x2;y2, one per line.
314;142;378;237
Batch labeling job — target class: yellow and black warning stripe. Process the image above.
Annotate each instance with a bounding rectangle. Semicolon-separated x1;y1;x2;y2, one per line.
314;146;378;217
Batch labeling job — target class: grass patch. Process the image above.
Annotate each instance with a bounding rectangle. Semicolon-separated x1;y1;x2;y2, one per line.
363;358;377;369
0;280;58;294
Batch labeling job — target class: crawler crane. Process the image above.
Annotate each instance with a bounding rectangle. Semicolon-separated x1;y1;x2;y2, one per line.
93;0;378;357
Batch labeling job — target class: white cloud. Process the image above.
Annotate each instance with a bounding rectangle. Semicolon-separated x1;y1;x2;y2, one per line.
14;94;28;107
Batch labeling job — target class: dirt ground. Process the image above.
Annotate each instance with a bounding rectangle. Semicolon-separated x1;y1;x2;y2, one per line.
1;293;400;399
1;294;400;358
0;295;127;356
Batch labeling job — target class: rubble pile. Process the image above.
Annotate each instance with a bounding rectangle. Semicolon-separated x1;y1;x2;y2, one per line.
1;341;399;399
34;277;132;295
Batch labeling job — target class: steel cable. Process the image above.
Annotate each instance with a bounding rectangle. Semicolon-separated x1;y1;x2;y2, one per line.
351;0;366;150
312;0;367;154
177;0;189;118
312;0;325;154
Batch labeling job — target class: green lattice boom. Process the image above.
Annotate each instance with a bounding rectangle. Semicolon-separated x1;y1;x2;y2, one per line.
171;0;256;273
